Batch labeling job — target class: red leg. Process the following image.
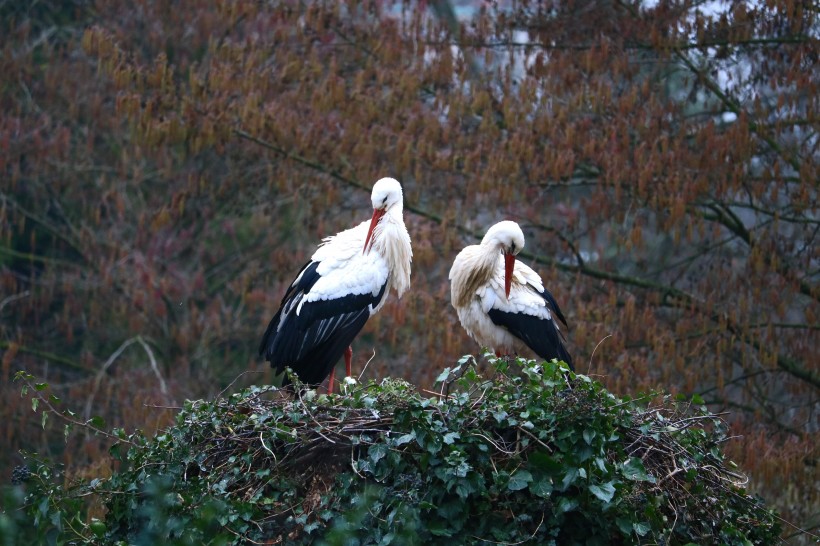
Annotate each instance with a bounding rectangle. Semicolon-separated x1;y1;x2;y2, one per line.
327;366;336;394
495;350;502;357
344;346;353;378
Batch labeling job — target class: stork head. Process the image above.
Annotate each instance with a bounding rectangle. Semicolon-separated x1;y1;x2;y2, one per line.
364;177;404;254
482;221;525;299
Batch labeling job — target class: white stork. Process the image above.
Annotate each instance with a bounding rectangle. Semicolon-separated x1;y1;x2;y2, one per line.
259;177;412;391
449;220;573;370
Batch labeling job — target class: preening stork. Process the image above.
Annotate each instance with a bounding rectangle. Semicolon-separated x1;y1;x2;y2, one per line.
449;221;573;370
259;177;412;391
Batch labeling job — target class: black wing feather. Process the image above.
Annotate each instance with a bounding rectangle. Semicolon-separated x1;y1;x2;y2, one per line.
259;260;387;386
542;288;569;329
258;260;319;357
487;290;574;371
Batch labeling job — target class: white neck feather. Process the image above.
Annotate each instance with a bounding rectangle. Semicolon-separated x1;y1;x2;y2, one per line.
451;240;501;307
371;206;412;297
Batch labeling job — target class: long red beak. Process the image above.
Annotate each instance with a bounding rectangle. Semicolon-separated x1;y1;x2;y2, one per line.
504;252;515;299
363;208;386;254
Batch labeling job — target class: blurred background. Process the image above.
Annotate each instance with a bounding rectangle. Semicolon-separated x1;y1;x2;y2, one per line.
1;0;816;539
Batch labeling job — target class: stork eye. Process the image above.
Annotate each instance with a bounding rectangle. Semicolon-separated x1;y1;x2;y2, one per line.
381;197;388;206
510;243;516;253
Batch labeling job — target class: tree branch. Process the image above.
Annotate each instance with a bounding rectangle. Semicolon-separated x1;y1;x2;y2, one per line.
0;340;92;374
443;35;812;51
695;201;819;303
673;51;802;173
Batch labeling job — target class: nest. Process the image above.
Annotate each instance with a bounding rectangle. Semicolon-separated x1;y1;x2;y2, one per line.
159;371;774;543
179;381;413;497
619;402;753;531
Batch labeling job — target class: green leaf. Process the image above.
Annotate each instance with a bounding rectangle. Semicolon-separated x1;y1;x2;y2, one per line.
557;497;578;514
442;432;459;444
507;470;533;491
588;481;616;503
560;467;578;491
492;409;508;423
583;429;596;444
633;522;651;536
616;516;633;535
394;432;415;446
109;442;121;461
41;411;48;429
622;457;655;482
31;398;38;412
428;522;454;537
89;518;106;538
369;443;387;464
34;382;48;391
530;451;562;474
434;367;451;383
89;415;106;429
529;477;553;498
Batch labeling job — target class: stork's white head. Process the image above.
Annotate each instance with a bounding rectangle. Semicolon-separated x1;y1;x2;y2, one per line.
482;221;525;255
482;221;525;299
364;177;404;254
370;177;403;211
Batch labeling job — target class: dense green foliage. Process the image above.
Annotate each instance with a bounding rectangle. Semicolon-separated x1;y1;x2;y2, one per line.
3;358;780;545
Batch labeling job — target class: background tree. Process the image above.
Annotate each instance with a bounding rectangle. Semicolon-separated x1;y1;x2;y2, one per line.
1;0;816;539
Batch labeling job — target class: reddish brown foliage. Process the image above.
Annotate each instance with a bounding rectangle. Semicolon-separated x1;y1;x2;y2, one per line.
1;0;817;538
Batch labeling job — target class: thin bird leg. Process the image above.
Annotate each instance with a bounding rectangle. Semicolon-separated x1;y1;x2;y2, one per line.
344;346;353;378
327;366;336;394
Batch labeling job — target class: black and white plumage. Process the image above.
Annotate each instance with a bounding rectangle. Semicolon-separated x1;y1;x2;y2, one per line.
259;177;412;389
449;221;573;370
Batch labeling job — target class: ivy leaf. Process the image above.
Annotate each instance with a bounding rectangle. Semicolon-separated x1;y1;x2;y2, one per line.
583;429;596;444
560;467;578;491
530;451;562;475
435;367;451;384
428;522;454;537
557;497;578;514
89;415;106;429
622;457;655;482
633;522;651;536
529;477;553;498
442;432;459;445
588;481;616;503
394;432;415;446
507;470;533;491
369;443;387;463
616;516;633;535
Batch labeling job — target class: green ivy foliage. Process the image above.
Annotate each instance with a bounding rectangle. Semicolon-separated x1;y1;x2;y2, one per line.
3;358;780;545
